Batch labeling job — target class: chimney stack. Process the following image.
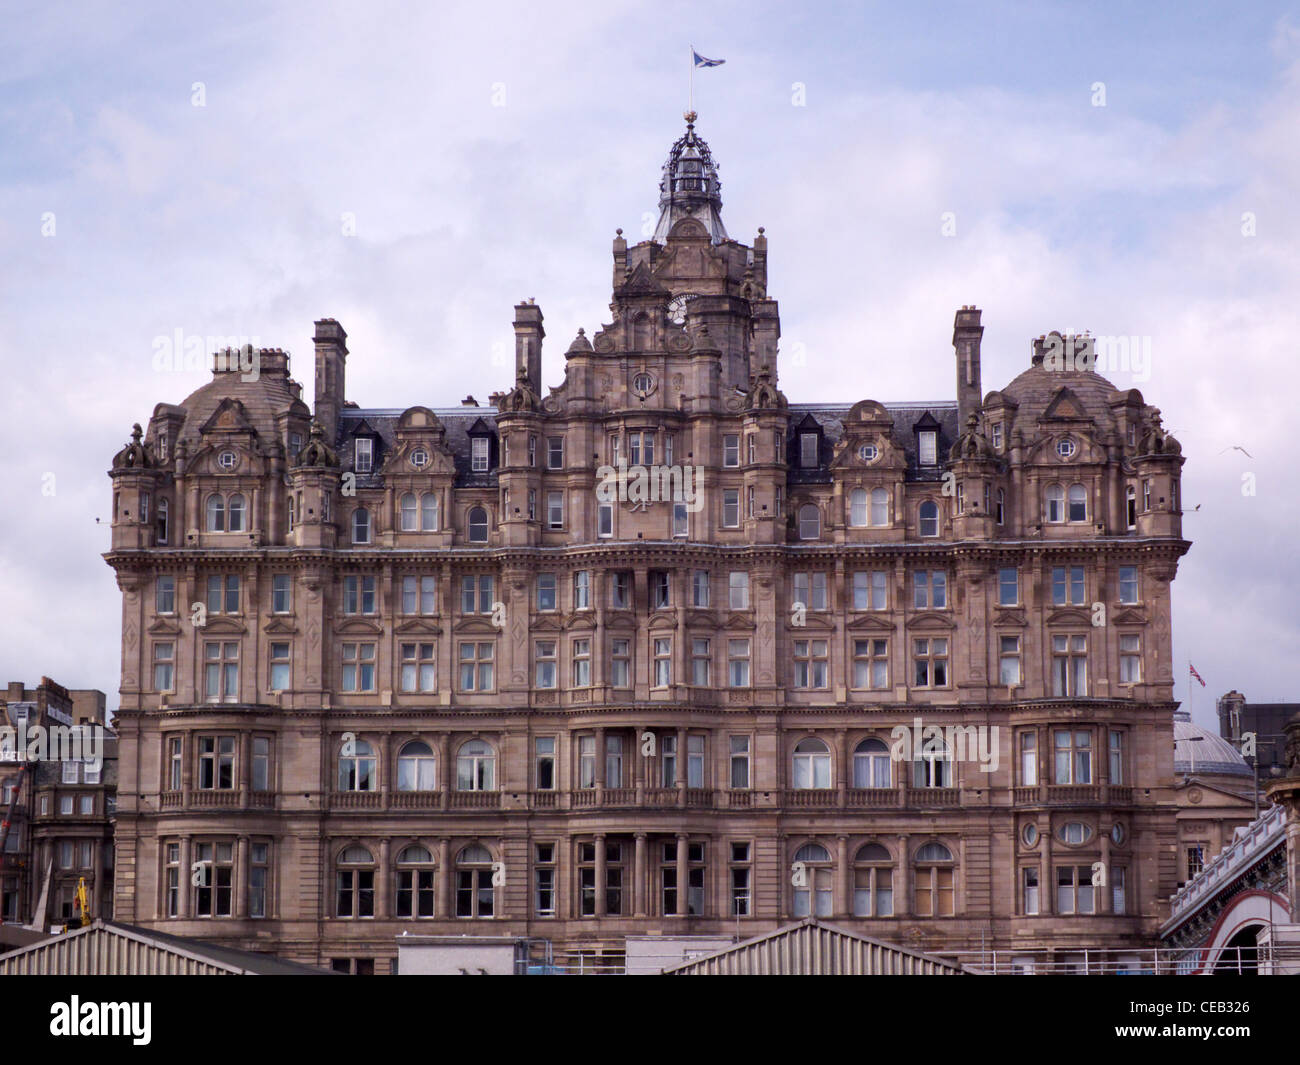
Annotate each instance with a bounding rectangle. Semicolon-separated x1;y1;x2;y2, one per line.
513;301;544;394
953;305;983;428
313;319;348;446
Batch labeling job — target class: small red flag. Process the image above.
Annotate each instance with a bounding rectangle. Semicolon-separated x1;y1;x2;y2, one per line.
1189;663;1206;688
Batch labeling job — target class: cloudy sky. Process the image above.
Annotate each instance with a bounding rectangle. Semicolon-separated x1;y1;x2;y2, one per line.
2;1;1297;726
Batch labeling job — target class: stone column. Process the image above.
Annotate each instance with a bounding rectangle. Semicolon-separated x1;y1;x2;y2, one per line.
236;835;249;917
178;837;191;918
594;834;607;918
377;837;391;919
836;835;849;917
634;833;647;917
676;834;689;917
437;838;451;918
894;834;910;918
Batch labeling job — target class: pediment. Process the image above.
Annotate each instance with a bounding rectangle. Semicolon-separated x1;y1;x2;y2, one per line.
263;617;299;635
565;612;597;631
793;613;836;632
336;618;384;636
618;261;670;298
1041;387;1089;422
532;614;564;633
647;613;678;631
203;616;247;636
1046;608;1092;626
722;613;757;631
1111;607;1148;625
393;618;442;636
908;611;956;631
605;612;637;630
199;398;257;437
992;609;1028;628
454;617;500;635
847;613;895;632
147;618;183;636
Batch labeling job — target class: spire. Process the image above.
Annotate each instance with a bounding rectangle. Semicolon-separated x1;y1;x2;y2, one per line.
652;111;728;244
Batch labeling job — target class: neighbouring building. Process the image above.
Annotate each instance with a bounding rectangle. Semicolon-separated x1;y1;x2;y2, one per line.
1217;689;1298;780
1172;711;1258;890
0;678;116;928
105;112;1190;973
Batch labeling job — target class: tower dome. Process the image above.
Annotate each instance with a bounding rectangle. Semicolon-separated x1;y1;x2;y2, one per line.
652;111;728;244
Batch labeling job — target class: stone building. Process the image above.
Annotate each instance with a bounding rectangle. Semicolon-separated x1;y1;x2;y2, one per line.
105;114;1190;973
0;677;115;928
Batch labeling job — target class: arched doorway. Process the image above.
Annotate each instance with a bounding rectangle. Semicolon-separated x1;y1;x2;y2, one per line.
1214;925;1263;974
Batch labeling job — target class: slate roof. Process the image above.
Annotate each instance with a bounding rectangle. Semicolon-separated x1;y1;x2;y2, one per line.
339;407;499;489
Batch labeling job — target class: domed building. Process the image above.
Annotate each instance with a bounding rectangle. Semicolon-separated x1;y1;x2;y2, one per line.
1172;711;1260;888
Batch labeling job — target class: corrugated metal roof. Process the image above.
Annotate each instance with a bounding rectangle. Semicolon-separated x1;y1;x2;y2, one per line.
661;919;971;975
0;920;336;976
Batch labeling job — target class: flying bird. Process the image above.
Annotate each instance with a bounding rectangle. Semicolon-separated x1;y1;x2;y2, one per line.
1219;445;1252;458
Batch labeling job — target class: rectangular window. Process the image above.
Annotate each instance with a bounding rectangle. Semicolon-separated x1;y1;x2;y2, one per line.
168;736;182;791
535;844;556;917
62;760;79;784
687;735;705;788
400;642;436;693
249;843;269;918
1051;566;1086;607
728;571;750;610
1118;565;1139;604
537;573;557;611
1119;634;1141;684
598;501;614;537
691;569;710;607
913;570;947;609
998;567;1018;607
610;639;631;688
547;491;564;529
792;572;828;611
458;642;495;691
206;574;241;614
912;638;949;688
793;640;829;689
78;794;93;815
203;642;239;702
729;736;750;789
341;642;376;692
653;638;672;687
800;432;818;468
606;735;624;787
722;489;740;528
272;574;292;614
1056;866;1095;914
851;570;888;611
156;576;175;614
918;431;937;465
1109;730;1124;785
572;638;591;687
1023;868;1039;915
1051;635;1088;696
573;570;591;609
528;435;537;467
731;843;752;916
471;436;490;472
269;641;291;691
747;435;757;464
651;570;671;609
992;423;1003;450
197;736;236;790
728;639;751;688
252;737;270;792
999;636;1021;686
1054;730;1093;784
1112;866;1126;915
723;434;740;467
610;572;631;609
578;736;596;789
460;575;494;614
852;638;889;690
547;436;563;469
1020;732;1038;785
672;502;688;537
354;438;373;473
343;575;377;615
691;638;711;686
1187;845;1205;880
153;642;175;692
914;864;953;917
746;485;755;519
535;739;555;790
165;843;180;917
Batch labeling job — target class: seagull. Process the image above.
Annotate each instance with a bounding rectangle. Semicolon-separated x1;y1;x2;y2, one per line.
1219;445;1252;458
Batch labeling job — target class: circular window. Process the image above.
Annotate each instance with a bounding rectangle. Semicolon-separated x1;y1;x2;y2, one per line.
217;450;238;469
1022;823;1038;847
410;448;429;469
1111;823;1125;845
1056;439;1076;458
631;372;654;397
858;444;878;463
1057;821;1092;845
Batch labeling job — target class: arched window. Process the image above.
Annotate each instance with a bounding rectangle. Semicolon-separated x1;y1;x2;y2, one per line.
467;506;488;544
227;493;245;532
338;739;376;792
849;488;868;527
792;842;832;917
399;492;418;532
854;843;894;916
1125;484;1137;529
395;844;435;918
421;493;439;531
1045;484;1064;523
456;740;495;791
798;504;821;540
456;844;495;917
205;494;225;532
913;738;952;788
914;842;954;917
870;487;889;527
918;500;939;537
335;845;375;918
287;495;296;532
852;738;891;788
792;738;831;790
1068;483;1087;522
156;498;169;545
397;740;436;792
352;508;371;544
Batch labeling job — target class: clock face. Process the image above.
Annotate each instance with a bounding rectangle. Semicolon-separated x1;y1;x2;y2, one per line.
667;292;698;325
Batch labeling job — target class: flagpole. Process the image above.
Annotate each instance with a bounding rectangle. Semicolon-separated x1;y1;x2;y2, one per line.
689;45;694;113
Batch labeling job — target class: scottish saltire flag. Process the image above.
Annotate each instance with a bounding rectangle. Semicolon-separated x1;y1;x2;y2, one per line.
693;50;725;67
1190;663;1206;687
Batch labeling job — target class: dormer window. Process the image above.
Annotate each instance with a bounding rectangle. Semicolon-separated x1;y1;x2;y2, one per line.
918;432;937;466
799;433;818;468
991;424;1003;450
471;437;490;473
1057;438;1076;458
410;447;429;469
157;431;168;461
288;432;302;462
858;444;878;463
355;438;373;473
218;450;238;470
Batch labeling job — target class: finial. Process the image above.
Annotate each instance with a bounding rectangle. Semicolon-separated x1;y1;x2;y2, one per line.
577;327;585;336
757;227;765;235
131;423;143;443
684;109;697;126
616;228;622;236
